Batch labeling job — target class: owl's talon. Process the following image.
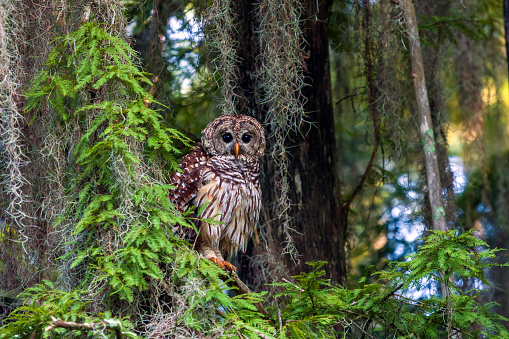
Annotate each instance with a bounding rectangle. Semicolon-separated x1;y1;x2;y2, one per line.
222;261;237;274
207;257;236;274
209;257;222;268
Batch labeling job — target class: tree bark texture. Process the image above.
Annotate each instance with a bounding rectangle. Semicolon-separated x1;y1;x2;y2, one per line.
288;0;345;285
414;1;457;228
400;0;447;232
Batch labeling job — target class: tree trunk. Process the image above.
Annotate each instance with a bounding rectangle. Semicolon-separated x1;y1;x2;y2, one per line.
492;1;509;317
504;0;509;78
286;0;345;285
400;0;447;232
400;2;458;336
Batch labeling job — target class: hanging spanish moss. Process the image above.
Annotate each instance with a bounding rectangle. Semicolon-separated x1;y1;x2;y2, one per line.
0;0;63;291
0;0;31;291
205;0;239;115
256;0;305;262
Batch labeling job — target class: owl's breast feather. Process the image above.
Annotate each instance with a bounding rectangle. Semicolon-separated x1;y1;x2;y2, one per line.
195;164;260;252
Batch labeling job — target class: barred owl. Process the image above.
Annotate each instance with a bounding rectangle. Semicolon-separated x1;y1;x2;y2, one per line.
168;115;265;272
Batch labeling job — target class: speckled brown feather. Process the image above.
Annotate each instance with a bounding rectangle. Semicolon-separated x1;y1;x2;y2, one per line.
168;145;208;214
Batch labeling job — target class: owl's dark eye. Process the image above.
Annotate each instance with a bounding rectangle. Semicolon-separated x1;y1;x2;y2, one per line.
222;133;233;143
241;134;252;143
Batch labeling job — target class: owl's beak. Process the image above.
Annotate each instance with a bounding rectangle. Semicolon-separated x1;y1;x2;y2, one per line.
234;143;240;158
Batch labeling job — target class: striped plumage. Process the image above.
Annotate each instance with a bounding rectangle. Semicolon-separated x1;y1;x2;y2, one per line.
168;115;265;272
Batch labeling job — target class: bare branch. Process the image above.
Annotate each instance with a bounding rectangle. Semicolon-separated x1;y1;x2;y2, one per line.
45;316;125;339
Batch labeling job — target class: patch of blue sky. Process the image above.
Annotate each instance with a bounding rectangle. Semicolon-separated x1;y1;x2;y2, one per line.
166;13;203;94
449;155;466;194
385;156;489;301
168;14;202;42
387;156;467;251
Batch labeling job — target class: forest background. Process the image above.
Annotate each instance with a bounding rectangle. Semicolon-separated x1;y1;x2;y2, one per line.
1;0;509;337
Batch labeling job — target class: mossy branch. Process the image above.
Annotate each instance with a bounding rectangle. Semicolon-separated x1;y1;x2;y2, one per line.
45;316;125;339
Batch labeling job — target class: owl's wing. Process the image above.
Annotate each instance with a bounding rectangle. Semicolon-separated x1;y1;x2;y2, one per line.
168;145;208;213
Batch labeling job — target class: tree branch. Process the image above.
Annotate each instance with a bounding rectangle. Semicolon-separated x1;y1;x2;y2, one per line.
45;316;123;339
227;272;268;316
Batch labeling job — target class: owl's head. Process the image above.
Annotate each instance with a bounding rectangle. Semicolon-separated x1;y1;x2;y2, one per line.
201;115;266;162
